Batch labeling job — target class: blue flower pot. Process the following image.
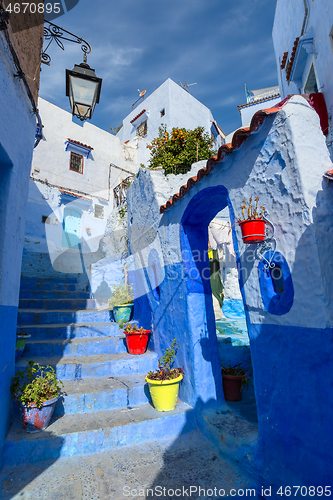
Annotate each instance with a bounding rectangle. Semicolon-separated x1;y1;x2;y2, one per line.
113;304;133;323
19;397;58;433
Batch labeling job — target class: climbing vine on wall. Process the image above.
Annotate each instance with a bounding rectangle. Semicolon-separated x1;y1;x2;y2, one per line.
147;125;216;175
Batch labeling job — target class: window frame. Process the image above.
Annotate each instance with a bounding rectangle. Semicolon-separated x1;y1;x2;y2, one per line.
69;151;84;175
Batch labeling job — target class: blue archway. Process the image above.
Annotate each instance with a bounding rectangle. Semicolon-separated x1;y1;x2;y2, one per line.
180;185;241;405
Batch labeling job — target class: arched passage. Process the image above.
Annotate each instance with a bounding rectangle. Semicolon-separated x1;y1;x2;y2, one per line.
180;185;242;405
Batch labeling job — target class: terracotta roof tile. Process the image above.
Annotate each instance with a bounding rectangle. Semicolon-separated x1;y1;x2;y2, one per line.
67;139;93;150
237;93;281;115
159;93;329;214
130;109;147;124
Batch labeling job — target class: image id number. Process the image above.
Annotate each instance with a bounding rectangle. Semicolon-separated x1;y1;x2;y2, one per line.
277;486;331;496
5;3;61;14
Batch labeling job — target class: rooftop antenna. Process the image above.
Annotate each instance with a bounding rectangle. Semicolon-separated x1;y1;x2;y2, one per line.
178;81;197;93
132;89;147;110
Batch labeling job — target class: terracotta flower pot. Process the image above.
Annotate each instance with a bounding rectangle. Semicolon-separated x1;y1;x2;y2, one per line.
222;372;247;401
124;330;150;355
239;219;266;244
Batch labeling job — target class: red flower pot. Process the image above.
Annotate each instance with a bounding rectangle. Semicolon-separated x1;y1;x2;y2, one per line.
124;330;150;355
222;373;247;401
239;219;266;244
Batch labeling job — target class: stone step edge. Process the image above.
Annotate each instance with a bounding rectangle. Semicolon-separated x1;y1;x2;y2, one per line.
18;308;110;313
17;321;119;329
59;373;147;396
6;401;194;442
24;335;125;345
15;351;157;367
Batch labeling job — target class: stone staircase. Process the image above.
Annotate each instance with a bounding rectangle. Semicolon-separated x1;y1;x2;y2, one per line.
4;275;196;467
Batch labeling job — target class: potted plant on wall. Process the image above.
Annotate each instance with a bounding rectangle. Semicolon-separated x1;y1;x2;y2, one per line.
146;339;184;412
11;360;63;432
221;363;251;402
123;323;151;355
237;196;266;244
109;282;134;323
15;333;31;362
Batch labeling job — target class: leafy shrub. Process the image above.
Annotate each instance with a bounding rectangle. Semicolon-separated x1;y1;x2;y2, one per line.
11;360;63;408
108;283;134;308
147;125;216;175
147;338;184;381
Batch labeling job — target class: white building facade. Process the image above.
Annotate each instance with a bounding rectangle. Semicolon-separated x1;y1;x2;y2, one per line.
273;0;333;159
117;78;225;166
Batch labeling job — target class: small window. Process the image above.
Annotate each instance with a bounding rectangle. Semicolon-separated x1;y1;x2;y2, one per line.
42;215;50;224
160;108;165;117
69;152;84;174
304;63;319;94
136;120;147;137
94;204;104;219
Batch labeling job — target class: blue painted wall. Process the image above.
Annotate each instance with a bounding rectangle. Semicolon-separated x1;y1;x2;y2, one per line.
127;96;333;486
0;38;39;466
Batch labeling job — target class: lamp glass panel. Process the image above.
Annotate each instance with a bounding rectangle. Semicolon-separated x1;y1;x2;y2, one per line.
70;75;97;106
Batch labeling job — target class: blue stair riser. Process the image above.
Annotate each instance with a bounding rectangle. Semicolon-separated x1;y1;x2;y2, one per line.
15;354;157;380
53;384;148;416
24;337;127;357
19;290;91;299
18;309;115;325
20;282;89;292
17;323;122;340
4;410;196;466
19;299;97;310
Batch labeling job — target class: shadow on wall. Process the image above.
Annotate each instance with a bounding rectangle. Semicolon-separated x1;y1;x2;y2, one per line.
245;179;333;488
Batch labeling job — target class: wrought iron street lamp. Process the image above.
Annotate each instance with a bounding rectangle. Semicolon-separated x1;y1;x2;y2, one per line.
42;21;102;121
66;57;102;121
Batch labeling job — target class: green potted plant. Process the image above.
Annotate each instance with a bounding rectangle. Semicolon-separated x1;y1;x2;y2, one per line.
11;360;63;432
146;339;184;412
108;282;134;323
221;363;251;401
122;323;151;355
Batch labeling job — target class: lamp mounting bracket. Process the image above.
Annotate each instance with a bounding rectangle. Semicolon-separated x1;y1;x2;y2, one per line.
42;21;92;66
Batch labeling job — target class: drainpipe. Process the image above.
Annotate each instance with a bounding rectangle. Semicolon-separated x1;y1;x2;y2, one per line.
301;0;309;36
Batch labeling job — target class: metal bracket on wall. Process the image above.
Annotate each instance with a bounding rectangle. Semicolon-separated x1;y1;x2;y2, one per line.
255;212;277;270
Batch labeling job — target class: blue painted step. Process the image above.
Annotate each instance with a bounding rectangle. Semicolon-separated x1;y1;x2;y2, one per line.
19;298;97;310
18;309;115;325
4;402;195;466
24;336;128;357
54;374;148;416
15;352;158;379
19;289;91;299
17;322;122;340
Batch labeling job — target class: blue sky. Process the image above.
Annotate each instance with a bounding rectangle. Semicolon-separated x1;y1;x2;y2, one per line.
40;0;278;137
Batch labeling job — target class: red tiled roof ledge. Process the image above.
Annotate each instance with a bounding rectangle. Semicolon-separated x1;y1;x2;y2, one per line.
67;139;94;150
130;109;147;124
160;101;289;214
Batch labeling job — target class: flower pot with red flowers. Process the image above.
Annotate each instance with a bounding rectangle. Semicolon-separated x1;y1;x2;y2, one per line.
221;364;251;402
123;323;150;355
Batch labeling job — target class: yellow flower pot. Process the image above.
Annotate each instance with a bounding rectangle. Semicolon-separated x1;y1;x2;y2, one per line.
145;374;183;412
